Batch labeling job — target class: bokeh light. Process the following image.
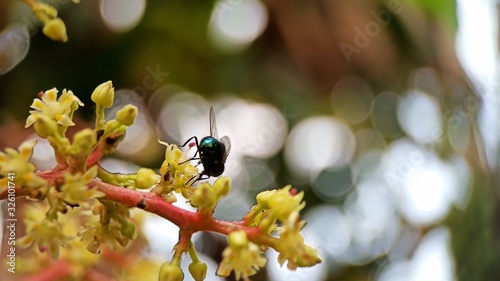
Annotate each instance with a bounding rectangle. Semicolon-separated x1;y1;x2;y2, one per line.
397;90;442;145
208;0;268;52
284;116;355;182
100;0;146;33
377;228;455;281
0;23;29;75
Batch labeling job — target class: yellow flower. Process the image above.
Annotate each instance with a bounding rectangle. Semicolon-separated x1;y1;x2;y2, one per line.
78;202;135;254
275;212;321;270
25;88;84;128
217;230;267;281
59;166;103;207
18;204;73;260
0;140;46;192
157;141;198;193
266;185;305;221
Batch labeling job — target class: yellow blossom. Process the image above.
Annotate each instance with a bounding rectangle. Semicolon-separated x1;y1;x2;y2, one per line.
78;202;135;254
217;230;267;281
25;88;83;128
266;185;305;221
0;140;46;192
275;212;321;270
18;204;73;260
59;166;103;207
157;141;198;194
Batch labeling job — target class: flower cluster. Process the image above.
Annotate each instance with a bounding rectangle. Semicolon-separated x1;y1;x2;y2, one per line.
17;204;73;260
59;166;103;208
78;202;137;254
0;141;46;193
214;186;321;279
217;231;267;281
1;81;321;281
153;142;199;201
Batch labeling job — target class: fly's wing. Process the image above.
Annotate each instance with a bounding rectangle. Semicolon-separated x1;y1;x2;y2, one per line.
220;136;231;162
209;106;219;139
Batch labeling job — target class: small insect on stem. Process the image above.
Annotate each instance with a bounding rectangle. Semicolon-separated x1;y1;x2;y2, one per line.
180;106;231;185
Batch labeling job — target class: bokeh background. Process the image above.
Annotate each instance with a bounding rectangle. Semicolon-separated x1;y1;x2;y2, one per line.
1;0;499;280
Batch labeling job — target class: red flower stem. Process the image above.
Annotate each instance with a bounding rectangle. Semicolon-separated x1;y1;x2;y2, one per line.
94;180;278;247
0;170;279;249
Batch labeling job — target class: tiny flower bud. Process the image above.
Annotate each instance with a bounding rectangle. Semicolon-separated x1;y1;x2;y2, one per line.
120;221;137;240
72;128;97;154
190;182;216;211
116;105;138;126
91;81;114;108
42;18;68;42
136;168;160;189
159;263;184;281
213;176;231;197
33;114;58;138
188;261;208;281
229;230;248;249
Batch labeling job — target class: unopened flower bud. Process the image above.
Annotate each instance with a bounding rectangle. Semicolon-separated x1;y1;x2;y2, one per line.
229;230;248;249
72;128;97;153
188;261;207;281
116;105;138;126
213;176;231;197
190;182;216;211
159;263;184;281
120;221;137;240
91;81;114;108
42;18;68;42
136;168;160;189
33;114;58;138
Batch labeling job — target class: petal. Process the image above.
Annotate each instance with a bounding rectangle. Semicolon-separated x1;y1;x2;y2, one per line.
43;88;58;103
83;166;98;182
25;114;37;128
30;99;44;110
56;114;75;126
19;140;37;159
69;91;84;106
17;235;36;248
